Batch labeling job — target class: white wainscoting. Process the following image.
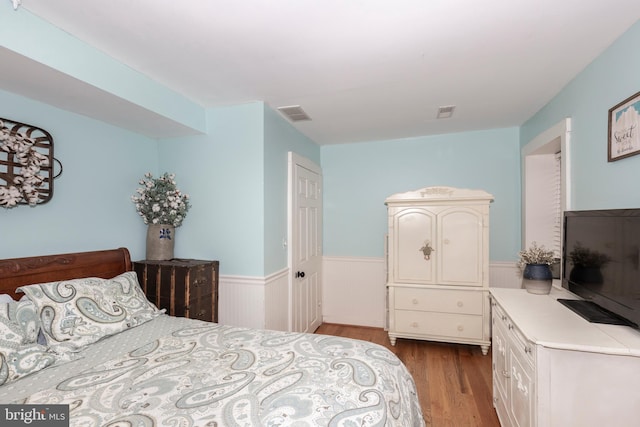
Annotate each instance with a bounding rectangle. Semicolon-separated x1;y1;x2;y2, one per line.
489;261;522;289
219;259;523;331
218;275;265;329
323;257;523;328
322;256;387;328
218;268;289;331
263;269;289;331
488;261;562;291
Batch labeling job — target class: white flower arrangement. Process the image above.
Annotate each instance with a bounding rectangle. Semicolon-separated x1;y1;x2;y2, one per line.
517;241;556;269
0;120;49;208
131;172;191;227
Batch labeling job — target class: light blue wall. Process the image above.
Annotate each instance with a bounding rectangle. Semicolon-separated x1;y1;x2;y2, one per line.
0;89;157;260
0;2;205;134
4;7;639;275
156;102;320;276
157;103;264;276
521;21;640;211
263;105;320;274
321;128;521;261
1;94;318;277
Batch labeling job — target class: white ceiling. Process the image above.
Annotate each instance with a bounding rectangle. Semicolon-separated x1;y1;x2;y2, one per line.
4;0;640;144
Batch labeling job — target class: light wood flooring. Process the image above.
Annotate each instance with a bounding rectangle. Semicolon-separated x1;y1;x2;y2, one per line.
315;323;500;427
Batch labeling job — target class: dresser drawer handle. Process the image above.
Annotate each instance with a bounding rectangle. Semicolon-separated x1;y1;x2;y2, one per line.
412;299;419;305
457;325;464;332
457;301;463;308
193;279;205;287
410;322;419;328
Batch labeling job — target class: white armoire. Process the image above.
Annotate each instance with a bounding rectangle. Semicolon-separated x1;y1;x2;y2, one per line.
386;186;493;355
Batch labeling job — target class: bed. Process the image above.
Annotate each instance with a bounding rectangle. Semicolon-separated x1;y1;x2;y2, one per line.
0;248;425;426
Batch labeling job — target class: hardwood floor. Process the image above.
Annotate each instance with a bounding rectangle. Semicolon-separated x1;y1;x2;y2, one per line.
315;323;501;427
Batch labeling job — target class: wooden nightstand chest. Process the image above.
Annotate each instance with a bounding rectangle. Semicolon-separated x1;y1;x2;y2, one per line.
133;259;219;323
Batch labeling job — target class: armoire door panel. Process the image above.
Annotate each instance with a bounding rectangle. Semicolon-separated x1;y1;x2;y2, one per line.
394;208;436;283
438;209;483;286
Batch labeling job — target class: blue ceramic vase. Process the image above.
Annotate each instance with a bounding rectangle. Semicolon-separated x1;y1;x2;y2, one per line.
522;263;553;294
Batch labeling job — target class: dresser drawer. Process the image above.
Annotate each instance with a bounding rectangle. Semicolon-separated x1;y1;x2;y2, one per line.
394;287;483;315
395;310;484;339
508;323;534;365
492;301;534;365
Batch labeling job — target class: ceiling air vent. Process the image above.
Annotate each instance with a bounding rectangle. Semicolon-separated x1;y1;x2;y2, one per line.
437;105;456;119
277;105;311;122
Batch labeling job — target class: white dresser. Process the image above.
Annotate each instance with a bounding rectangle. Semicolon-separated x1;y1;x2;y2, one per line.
490;287;640;427
386;186;493;354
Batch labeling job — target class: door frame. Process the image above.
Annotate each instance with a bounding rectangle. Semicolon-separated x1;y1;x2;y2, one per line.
287;151;323;332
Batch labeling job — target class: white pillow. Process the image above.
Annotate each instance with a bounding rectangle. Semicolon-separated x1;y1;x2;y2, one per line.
0;294;14;304
9;299;40;344
0;304;55;385
18;271;163;354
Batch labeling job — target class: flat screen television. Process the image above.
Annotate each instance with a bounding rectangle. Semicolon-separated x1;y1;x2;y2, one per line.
560;209;640;329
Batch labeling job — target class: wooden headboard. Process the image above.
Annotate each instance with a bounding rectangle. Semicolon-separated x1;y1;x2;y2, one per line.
0;248;132;300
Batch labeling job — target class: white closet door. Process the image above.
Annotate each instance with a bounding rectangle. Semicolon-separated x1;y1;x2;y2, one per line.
289;153;322;333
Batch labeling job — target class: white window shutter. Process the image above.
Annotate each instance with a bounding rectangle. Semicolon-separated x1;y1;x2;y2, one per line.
552;151;562;257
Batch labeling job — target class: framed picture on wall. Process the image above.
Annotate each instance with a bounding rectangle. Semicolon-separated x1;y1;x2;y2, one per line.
608;91;640;162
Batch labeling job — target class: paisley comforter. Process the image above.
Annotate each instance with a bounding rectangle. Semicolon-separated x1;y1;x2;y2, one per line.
10;316;425;426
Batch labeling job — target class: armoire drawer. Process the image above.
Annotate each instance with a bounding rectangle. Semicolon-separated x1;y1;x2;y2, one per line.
394;287;483;315
394;310;484;339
